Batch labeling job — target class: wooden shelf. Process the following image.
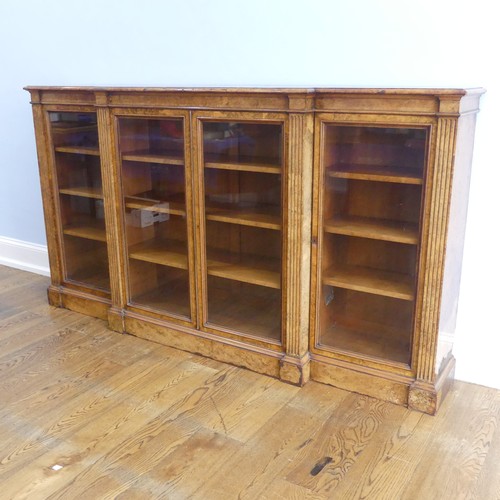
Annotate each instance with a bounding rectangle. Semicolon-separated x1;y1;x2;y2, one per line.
55;146;100;156
128;240;188;270
206;207;281;230
207;250;281;289
324;215;419;244
63;222;107;242
125;195;186;216
122;149;184;165
328;164;423;185
323;265;414;301
320;322;410;364
59;186;103;199
205;154;281;174
52;123;97;133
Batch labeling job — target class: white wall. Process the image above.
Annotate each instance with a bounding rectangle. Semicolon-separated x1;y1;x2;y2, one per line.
1;0;498;388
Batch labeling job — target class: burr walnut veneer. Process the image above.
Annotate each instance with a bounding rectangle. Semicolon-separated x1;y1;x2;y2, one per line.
25;86;484;414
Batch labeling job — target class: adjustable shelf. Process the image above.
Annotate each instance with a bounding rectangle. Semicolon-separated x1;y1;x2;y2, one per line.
206;207;281;230
122;149;184;165
207;250;281;289
324;215;419;244
125;195;186;216
55;146;100;156
323;265;415;301
128;240;188;270
52;123;97;133
59;186;103;199
328;164;423;185
204;155;281;175
63;222;107;242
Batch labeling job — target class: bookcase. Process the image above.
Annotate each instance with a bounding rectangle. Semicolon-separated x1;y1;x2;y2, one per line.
26;86;483;414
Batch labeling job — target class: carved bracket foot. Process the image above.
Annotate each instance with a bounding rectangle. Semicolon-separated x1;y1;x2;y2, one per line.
108;308;126;334
408;382;438;415
279;353;310;386
409;356;456;415
47;285;63;308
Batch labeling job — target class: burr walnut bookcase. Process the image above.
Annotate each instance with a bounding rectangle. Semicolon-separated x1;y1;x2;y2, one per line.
25;86;483;414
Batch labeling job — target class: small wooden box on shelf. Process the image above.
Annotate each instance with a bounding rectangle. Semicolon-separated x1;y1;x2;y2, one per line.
26;86;484;415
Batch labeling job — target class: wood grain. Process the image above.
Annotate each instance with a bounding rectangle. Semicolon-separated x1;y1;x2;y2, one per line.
402;383;500;499
1;266;499;499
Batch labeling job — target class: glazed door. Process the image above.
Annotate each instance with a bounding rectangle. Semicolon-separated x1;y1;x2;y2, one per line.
116;113;195;323
313;118;429;366
49;111;110;293
195;113;285;345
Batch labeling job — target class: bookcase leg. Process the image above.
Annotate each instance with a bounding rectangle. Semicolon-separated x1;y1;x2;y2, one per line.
409;356;456;415
108;307;126;334
280;354;310;386
47;285;62;307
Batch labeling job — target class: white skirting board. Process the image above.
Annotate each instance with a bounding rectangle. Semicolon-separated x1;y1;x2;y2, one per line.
0;235;50;276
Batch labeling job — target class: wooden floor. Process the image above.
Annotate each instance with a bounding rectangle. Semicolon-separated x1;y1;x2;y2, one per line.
1;265;499;500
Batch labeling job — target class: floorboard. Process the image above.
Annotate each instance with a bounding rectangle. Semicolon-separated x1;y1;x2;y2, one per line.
0;265;499;499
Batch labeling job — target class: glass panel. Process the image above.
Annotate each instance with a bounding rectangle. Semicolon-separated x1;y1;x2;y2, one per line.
118;117;190;318
50;112;110;291
202;121;283;342
324;125;426;183
318;125;427;364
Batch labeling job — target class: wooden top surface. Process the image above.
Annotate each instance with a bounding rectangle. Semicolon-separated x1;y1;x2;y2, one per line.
23;85;485;96
25;86;484;116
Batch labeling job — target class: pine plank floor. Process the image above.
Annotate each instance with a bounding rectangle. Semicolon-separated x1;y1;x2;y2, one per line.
0;264;499;499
